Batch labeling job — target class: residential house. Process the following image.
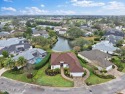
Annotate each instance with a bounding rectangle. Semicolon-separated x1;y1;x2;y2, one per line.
92;41;118;54
0;38;31;55
58;28;67;35
13;48;47;64
51;52;84;77
32;30;49;38
0;32;10;38
104;29;124;44
78;50;113;71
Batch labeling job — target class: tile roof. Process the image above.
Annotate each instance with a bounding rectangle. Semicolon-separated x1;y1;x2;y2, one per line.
51;52;84;72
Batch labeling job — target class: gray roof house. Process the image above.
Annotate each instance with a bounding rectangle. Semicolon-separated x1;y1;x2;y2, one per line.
92;41;118;54
13;48;47;64
0;32;10;38
78;50;113;71
0;38;31;55
104;29;124;44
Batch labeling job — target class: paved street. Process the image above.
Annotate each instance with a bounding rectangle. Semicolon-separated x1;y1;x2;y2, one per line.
0;75;125;94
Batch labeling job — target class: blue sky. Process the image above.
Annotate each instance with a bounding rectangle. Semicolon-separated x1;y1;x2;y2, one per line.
0;0;125;15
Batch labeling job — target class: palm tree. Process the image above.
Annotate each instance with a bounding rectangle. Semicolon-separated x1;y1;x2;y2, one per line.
17;56;27;67
4;58;15;69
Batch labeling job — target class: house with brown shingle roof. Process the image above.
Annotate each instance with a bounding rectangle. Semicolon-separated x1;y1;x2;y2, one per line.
51;52;84;77
78;50;113;71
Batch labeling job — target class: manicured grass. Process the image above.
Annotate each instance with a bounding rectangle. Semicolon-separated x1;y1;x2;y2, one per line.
3;70;38;83
79;59;111;85
112;56;125;73
82;36;99;41
34;63;73;87
3;63;73;87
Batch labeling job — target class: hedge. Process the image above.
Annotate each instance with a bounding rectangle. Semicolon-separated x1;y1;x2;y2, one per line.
77;56;87;64
93;71;115;79
34;53;51;70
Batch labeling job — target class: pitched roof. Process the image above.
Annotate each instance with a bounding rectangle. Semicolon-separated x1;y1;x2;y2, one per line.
13;48;46;61
0;38;26;47
92;41;118;53
105;29;124;37
79;50;113;68
51;52;84;72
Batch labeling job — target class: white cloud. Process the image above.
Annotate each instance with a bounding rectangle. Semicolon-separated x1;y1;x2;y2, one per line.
20;7;48;15
3;0;13;2
103;1;125;10
71;0;105;7
54;10;75;15
1;7;16;12
41;4;45;7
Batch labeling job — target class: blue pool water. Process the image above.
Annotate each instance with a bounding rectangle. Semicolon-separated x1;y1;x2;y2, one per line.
35;58;42;64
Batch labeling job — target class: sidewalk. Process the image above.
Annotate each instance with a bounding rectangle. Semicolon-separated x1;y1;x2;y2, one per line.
0;68;7;76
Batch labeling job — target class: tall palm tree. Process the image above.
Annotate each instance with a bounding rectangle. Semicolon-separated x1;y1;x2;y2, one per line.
17;56;27;67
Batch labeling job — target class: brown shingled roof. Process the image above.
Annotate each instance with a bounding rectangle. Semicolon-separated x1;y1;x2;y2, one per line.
51;52;84;72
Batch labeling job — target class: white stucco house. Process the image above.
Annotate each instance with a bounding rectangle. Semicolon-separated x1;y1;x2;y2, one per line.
51;52;84;77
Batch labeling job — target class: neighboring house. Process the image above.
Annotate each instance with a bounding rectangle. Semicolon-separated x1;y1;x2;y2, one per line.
51;52;84;77
0;38;31;55
104;29;124;44
54;26;62;32
78;50;113;71
92;41;118;54
0;32;10;38
32;30;49;38
84;32;93;37
54;26;67;35
13;48;47;64
58;28;67;35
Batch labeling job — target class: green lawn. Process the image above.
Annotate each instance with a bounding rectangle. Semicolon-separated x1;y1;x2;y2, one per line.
3;70;38;83
34;63;73;87
112;56;125;73
2;63;73;87
79;58;111;85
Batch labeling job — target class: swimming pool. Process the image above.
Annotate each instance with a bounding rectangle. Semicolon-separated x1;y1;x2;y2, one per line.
35;58;42;64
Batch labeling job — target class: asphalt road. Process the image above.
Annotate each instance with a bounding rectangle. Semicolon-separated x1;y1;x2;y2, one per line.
0;75;125;94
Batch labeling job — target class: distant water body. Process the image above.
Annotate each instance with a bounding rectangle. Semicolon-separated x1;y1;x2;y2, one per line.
52;36;72;52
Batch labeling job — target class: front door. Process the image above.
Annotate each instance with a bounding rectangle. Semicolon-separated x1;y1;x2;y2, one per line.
60;63;63;67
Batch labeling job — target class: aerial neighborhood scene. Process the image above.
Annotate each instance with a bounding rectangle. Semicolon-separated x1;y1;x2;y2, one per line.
0;0;125;94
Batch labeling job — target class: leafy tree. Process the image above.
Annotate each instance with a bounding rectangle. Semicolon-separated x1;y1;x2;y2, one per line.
70;38;90;49
2;50;9;58
48;30;56;37
26;21;32;27
116;40;123;47
67;27;84;38
23;27;32;38
73;46;81;52
4;58;15;69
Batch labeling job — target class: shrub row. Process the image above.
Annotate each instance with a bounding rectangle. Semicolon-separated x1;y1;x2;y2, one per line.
45;68;60;76
34;53;51;70
77;56;87;64
111;58;124;71
64;68;73;78
93;71;115;79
